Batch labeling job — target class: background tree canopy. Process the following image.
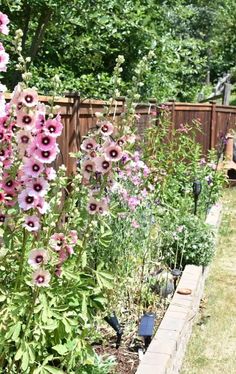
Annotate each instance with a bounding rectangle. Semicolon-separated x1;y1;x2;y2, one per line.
1;0;236;101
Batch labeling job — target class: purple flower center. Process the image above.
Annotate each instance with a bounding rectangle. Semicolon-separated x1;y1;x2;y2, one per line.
42;136;50;145
85;164;93;172
110;149;118;158
23;115;32;125
0;149;5;156
26;196;34;204
48;125;55;133
102;161;110;169
102;125;108;132
42;151;50;158
25;94;34;103
90;203;97;211
28;221;35;227
32;164;40;172
35;255;43;263
36;275;45;283
86;143;93;149
34;183;42;192
6;180;13;187
21;135;29;144
0;132;3;140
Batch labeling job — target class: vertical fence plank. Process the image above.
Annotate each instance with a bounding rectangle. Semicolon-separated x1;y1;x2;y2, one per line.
210;101;217;149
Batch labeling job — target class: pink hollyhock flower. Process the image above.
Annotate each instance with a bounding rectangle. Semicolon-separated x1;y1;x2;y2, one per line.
104;144;123;162
36;133;56;151
3;158;13;169
23;158;44;178
58;248;69;264
17;130;32;150
65;245;74;255
143;167;150;177
0;146;12;161
27;177;49;197
117;137;126;147
28;249;49;268
81;159;95;179
44;118;63;138
94;156;112;174
87;197;99;214
36;197;49;214
177;123;188;133
9;84;21;107
32;268;51;287
131;220;140;228
17;110;35;129
34;146;58;164
0;12;10;35
1;175;17;193
20;88;38;107
69;230;78;244
4;191;17;207
0;191;5;203
81;138;97;152
97;199;108;215
18;190;38;211
35;113;45;130
45;167;56;181
23;215;41;232
0;49;9;72
98;121;114;136
55;265;62;277
50;233;65;251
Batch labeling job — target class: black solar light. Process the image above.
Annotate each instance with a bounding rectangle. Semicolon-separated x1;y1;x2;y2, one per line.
104;312;123;349
171;268;182;290
192;180;202;215
138;313;155;350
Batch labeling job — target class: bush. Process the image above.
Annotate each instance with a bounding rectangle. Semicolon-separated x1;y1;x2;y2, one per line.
159;212;215;268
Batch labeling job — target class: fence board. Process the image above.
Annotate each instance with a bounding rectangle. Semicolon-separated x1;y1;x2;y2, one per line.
4;92;236;173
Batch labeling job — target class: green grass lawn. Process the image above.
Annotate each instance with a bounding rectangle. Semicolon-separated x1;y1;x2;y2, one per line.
181;188;236;374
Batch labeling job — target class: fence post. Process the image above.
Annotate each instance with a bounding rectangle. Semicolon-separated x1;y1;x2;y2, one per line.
170;100;176;141
66;91;80;175
210;101;217;149
222;83;231;105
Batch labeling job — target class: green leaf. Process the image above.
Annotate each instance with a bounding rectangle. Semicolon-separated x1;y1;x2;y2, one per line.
52;344;68;355
0;295;6;302
12;322;21;341
44;366;65;374
21;350;29;371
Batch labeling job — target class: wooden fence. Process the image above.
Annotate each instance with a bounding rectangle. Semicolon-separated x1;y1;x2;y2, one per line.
5;93;236;173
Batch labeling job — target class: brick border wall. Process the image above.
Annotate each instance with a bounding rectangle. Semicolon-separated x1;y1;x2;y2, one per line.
136;203;223;374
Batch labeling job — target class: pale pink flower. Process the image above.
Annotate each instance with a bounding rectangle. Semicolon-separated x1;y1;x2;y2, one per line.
69;230;78;244
0;12;10;35
104;144;123;162
50;233;65;251
32;269;51;287
36;133;56;151
87;197;99;214
36;197;49;214
98;121;114;136
23;158;44;178
20;88;38;107
16;130;32;153
81;159;95;179
27;177;49;197
44;118;63;137
128;196;140;210
23;215;41;232
45;167;56;180
97;199;108;215
18;190;38;211
28;249;49;268
17;110;36;129
34;146;58;164
81;138;97;152
94;156;112;174
0;49;9;72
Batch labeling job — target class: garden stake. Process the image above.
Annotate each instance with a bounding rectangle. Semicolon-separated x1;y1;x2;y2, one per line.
193;180;202;215
104;313;123;349
138;312;155;350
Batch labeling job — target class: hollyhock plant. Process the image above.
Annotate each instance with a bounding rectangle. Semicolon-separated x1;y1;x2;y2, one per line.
23;215;41;232
28;249;49;267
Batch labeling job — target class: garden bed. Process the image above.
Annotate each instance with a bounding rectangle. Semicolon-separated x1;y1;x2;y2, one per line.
135;202;222;374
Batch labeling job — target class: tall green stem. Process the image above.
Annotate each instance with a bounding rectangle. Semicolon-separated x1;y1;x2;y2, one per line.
15;229;27;290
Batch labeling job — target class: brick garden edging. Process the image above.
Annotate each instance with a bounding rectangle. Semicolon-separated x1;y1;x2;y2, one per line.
136;203;223;374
